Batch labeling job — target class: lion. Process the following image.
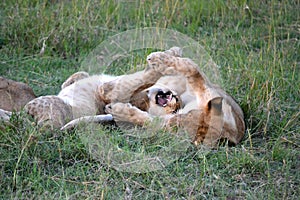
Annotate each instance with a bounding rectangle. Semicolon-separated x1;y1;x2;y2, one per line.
101;47;245;147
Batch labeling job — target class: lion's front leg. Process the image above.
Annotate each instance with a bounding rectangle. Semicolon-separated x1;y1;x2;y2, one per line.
146;51;199;76
146;51;206;94
98;70;162;105
105;102;152;126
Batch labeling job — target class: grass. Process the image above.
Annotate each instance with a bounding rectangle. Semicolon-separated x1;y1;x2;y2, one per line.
0;0;299;199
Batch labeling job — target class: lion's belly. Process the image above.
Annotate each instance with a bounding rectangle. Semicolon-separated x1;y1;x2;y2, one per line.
58;75;117;118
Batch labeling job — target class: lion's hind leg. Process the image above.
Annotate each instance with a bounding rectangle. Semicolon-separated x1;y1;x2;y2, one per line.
24;95;73;129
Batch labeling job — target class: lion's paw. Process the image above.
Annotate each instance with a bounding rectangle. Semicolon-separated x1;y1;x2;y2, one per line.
105;103;133;121
105;103;149;125
146;52;177;75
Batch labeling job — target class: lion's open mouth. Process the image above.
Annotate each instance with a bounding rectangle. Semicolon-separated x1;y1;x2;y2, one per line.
155;90;177;107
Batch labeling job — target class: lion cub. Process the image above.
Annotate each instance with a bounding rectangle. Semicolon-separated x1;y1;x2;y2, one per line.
23;48;183;129
104;48;245;147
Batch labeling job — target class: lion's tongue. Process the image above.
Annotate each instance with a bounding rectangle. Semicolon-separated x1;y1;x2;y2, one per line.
157;97;168;106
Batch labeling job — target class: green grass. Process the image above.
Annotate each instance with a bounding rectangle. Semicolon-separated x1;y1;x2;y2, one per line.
0;0;299;199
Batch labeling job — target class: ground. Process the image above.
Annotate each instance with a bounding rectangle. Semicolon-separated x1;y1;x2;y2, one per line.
0;0;299;199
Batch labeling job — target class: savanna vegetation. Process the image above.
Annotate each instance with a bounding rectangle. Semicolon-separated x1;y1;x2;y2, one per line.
0;0;299;199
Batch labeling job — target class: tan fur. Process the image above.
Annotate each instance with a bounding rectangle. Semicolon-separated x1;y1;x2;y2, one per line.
105;47;245;147
24;47;183;129
147;50;245;145
0;76;36;111
61;71;89;89
23;73;117;128
25;95;73;128
21;67;176;129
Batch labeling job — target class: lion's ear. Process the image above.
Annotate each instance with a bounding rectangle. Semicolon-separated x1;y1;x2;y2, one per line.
207;97;223;115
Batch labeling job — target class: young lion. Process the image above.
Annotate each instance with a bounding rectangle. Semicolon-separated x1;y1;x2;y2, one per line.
20;47;183;129
102;48;245;147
